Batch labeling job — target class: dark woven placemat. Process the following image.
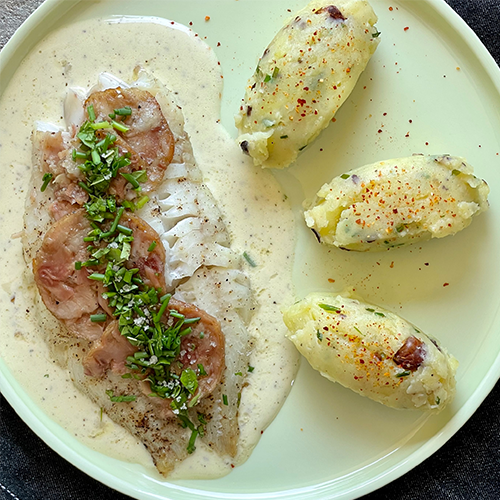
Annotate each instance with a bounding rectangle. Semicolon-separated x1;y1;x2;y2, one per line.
0;0;499;499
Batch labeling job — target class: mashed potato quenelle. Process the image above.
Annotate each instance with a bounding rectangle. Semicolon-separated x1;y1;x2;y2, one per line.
305;154;490;251
283;292;458;411
235;0;380;169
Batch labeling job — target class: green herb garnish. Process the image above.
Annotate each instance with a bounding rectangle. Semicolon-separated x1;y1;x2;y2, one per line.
319;303;341;313
41;173;53;192
243;251;257;267
105;390;136;402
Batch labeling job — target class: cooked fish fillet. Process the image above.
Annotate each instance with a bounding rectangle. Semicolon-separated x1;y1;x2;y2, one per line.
23;69;254;475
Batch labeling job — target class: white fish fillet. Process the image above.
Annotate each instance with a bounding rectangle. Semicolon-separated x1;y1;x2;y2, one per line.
23;69;254;475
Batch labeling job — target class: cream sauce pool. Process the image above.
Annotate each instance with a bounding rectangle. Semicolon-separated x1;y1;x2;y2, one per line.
0;17;299;479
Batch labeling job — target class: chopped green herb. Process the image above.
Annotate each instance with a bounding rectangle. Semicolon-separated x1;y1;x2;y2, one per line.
353;326;363;335
90;313;107;322
396;371;411;378
451;169;461;176
316;330;323;341
235;371;243;376
319;303;341;313
87;105;96;122
436;396;441;405
198;364;207;376
340;173;351;179
396;224;405;233
222;394;228;406
248;365;255;373
114;106;132;116
264;74;272;83
243;251;257;267
272;66;279;78
74;261;82;270
44;374;49;378
41;173;53;192
280;135;289;139
237;392;242;408
372;30;381;38
147;241;157;252
365;308;375;312
374;312;386;318
105;390;136;402
299;145;307;151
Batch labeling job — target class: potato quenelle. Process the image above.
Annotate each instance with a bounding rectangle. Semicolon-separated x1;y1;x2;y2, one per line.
283;292;458;411
305;154;489;251
236;0;380;169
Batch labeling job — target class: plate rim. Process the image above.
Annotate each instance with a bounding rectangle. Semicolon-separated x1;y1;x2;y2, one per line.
1;0;499;499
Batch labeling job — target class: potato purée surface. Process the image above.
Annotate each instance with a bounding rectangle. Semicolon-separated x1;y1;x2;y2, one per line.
235;0;380;169
283;292;458;411
305;154;490;251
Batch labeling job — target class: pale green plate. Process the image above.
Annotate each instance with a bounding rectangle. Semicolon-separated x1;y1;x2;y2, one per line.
1;0;500;499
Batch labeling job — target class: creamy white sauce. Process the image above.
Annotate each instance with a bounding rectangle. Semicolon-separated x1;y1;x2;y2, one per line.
0;18;299;478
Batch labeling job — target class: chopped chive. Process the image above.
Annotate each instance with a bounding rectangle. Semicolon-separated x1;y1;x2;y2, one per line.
237;392;241;408
272;66;279;78
340;173;351;179
90;313;107;322
187;428;198;454
396;371;411;378
374;312;386;317
88;273;105;281
222;394;228;406
87;105;96;122
91;149;101;165
155;294;171;322
353;326;363;335
198;364;207;376
41;173;53;192
91;121;113;130
112;120;129;133
280;135;289;139
451;169;461;176
366;308;375;313
120;172;140;189
136;195;149;209
243;251;257;267
319;303;341;313
117;224;133;236
148;241;157;252
78;181;92;194
264;74;272;83
114;106;132;116
74;261;82;270
372;30;381;38
396;224;405;233
299;145;307;151
316;330;323;341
